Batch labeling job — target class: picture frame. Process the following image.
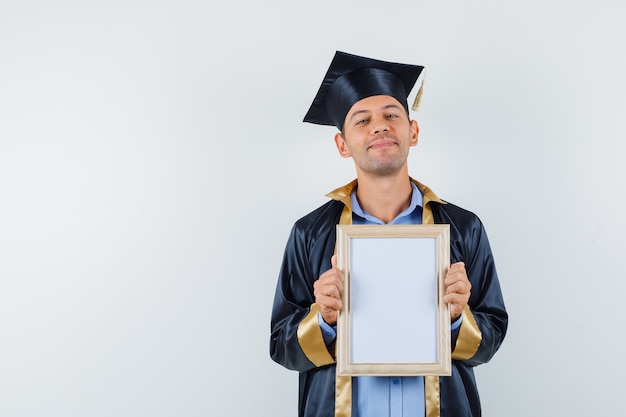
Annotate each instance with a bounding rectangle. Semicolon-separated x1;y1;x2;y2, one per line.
335;224;451;376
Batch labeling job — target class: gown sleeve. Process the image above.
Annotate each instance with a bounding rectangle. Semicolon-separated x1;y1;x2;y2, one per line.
270;213;338;371
449;214;508;365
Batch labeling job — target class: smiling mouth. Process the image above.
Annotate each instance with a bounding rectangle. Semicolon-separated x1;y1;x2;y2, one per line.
367;138;398;150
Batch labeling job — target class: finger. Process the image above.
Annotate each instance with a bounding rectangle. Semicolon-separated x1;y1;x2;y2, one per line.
446;262;466;277
445;280;459;294
449;305;463;321
325;284;344;300
446;266;466;279
449;261;465;271
320;309;338;326
320;297;343;313
446;281;469;295
444;293;469;307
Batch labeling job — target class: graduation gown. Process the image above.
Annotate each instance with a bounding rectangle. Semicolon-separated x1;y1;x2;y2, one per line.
269;179;508;417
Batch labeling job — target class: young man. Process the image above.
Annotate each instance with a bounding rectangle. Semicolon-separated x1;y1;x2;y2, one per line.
270;51;508;417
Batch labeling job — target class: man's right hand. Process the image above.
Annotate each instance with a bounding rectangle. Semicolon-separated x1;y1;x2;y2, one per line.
313;255;344;326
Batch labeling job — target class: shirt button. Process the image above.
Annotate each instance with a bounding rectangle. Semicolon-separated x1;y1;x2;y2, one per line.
392;379;400;385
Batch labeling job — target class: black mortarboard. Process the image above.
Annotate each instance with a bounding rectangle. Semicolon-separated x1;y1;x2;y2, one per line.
303;51;425;131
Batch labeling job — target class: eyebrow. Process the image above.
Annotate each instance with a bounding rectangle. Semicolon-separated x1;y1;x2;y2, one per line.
348;103;404;121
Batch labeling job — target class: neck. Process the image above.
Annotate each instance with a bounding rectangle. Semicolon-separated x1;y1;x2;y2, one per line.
355;169;413;224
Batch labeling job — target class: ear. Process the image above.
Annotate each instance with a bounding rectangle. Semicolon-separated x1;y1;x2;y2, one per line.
334;132;352;158
409;119;419;147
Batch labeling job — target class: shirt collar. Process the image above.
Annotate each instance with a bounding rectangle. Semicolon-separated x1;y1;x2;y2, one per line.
350;181;423;225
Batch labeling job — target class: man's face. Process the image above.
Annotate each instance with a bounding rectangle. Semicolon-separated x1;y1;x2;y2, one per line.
334;95;419;177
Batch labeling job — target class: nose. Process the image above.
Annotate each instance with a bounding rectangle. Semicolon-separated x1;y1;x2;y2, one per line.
372;120;390;135
370;114;391;134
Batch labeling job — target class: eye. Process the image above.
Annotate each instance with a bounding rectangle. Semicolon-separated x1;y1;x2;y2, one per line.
386;113;399;119
355;117;369;125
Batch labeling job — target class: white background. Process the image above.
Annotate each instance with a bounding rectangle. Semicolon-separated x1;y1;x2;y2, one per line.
1;1;625;416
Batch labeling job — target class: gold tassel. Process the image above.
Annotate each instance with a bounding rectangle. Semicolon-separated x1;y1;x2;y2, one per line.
411;70;426;112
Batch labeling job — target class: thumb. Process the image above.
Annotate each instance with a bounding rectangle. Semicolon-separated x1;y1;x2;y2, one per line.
331;254;337;269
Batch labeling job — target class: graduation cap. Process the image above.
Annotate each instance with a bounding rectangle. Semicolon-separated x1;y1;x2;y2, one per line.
303;51;425;131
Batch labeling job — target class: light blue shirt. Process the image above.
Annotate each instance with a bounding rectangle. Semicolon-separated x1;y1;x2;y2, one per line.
319;182;462;417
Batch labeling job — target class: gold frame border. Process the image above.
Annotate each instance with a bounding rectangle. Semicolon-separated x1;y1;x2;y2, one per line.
336;224;451;376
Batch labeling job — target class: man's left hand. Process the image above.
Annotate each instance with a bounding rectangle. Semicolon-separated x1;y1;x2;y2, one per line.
443;261;471;321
